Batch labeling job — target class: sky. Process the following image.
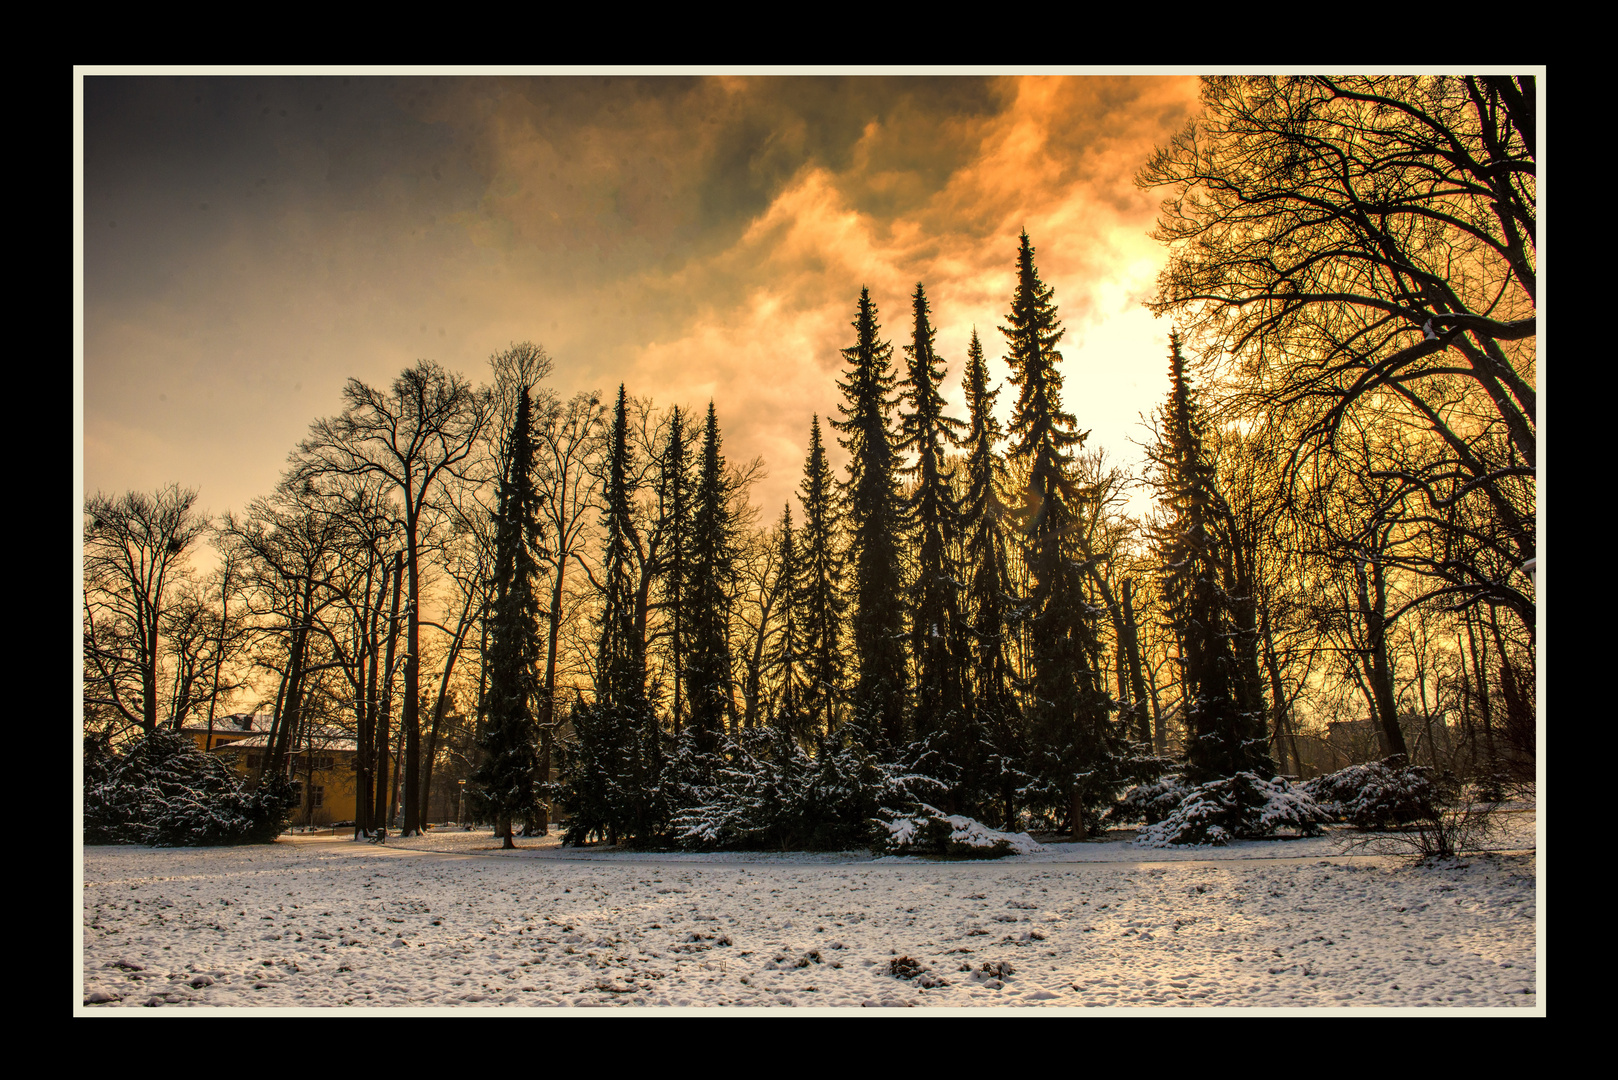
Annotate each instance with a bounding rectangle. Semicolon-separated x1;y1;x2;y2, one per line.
78;71;1206;531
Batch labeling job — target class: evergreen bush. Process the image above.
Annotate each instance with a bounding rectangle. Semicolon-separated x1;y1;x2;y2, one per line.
879;804;1043;858
1303;758;1443;830
84;728;296;846
556;692;669;847
1107;774;1190;826
1136;772;1330;847
671;721;946;852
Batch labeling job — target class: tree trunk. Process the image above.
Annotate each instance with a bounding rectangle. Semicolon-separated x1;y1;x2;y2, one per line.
1069;787;1087;842
356;557;385;838
389;704;407;829
417;588;477;829
1358;561;1408;760
1260;604;1302;776
535;550;567;836
202;565;233;755
1121;581;1152;747
269;587;315;780
402;535;423;836
1464;610;1499;783
373;552;404;835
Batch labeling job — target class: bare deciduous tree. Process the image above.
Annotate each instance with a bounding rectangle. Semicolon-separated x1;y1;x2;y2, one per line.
291;361;491;835
84;485;210;736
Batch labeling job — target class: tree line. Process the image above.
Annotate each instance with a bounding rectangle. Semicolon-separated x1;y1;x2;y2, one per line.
83;75;1535;846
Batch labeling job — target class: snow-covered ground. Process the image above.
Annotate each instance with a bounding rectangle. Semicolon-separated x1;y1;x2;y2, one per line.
79;809;1539;1012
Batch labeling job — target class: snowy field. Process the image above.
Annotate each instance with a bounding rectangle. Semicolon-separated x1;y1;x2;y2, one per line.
80;810;1539;1012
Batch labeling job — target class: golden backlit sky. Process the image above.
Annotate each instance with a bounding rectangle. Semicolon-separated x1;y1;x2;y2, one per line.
79;71;1205;528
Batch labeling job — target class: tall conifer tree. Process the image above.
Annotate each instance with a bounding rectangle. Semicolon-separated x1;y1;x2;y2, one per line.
562;384;659;846
685;402;737;759
1001;231;1114;839
766;504;807;737
657;405;694;732
472;386;545;848
797;416;845;736
899;283;967;745
833;287;908;747
1151;333;1273;783
960;329;1025;825
597;385;646;709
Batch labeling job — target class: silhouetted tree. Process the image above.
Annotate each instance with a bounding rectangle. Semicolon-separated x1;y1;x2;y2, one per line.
797;416;845;736
898;283;968;746
532;390;607;832
292;361;491;835
472;386;546;848
83;485;211;737
1001;231;1115;839
685;403;737;763
1150;333;1274;783
959;329;1025;825
1140;76;1535;634
765;505;808;738
656;405;695;732
562;385;663;845
833;288;908;748
596;386;647;710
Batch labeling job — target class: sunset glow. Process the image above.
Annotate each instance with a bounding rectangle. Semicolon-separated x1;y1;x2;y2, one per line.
80;71;1203;521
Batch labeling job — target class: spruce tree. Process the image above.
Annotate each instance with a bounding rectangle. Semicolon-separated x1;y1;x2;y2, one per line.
960;329;1025;826
563;384;661;846
685;402;737;762
797;416;845;737
1151;333;1273;783
899;283;968;749
766;504;808;739
472;386;546;848
1001;231;1114;839
657;405;694;733
832;287;909;748
598;385;646;710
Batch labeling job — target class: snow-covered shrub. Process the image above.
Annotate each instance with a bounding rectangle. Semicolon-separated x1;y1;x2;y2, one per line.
1106;774;1190;826
1017;737;1167;838
880;804;1044;859
1320;764;1513;860
84;728;296;846
556;692;674;847
1136;773;1330;847
672;721;946;852
1303;758;1441;829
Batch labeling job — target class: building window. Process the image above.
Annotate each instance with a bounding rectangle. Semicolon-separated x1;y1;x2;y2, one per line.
312;786;324;808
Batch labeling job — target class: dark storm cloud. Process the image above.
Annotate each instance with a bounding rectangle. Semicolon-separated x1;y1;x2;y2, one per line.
81;72;1203;526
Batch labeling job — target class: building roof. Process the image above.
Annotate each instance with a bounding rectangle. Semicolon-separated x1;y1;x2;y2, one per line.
180;712;274;735
210;731;361;753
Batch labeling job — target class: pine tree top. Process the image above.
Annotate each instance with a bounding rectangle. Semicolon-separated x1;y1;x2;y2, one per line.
1000;232;1088;533
962;328;1000;442
1150;333;1225;548
899;282;964;464
833;288;900;489
962;328;1008;530
798;415;837;527
1002;231;1079;457
693;401;735;559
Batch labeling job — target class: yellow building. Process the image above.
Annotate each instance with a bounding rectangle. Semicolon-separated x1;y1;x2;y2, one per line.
210;728;391;828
